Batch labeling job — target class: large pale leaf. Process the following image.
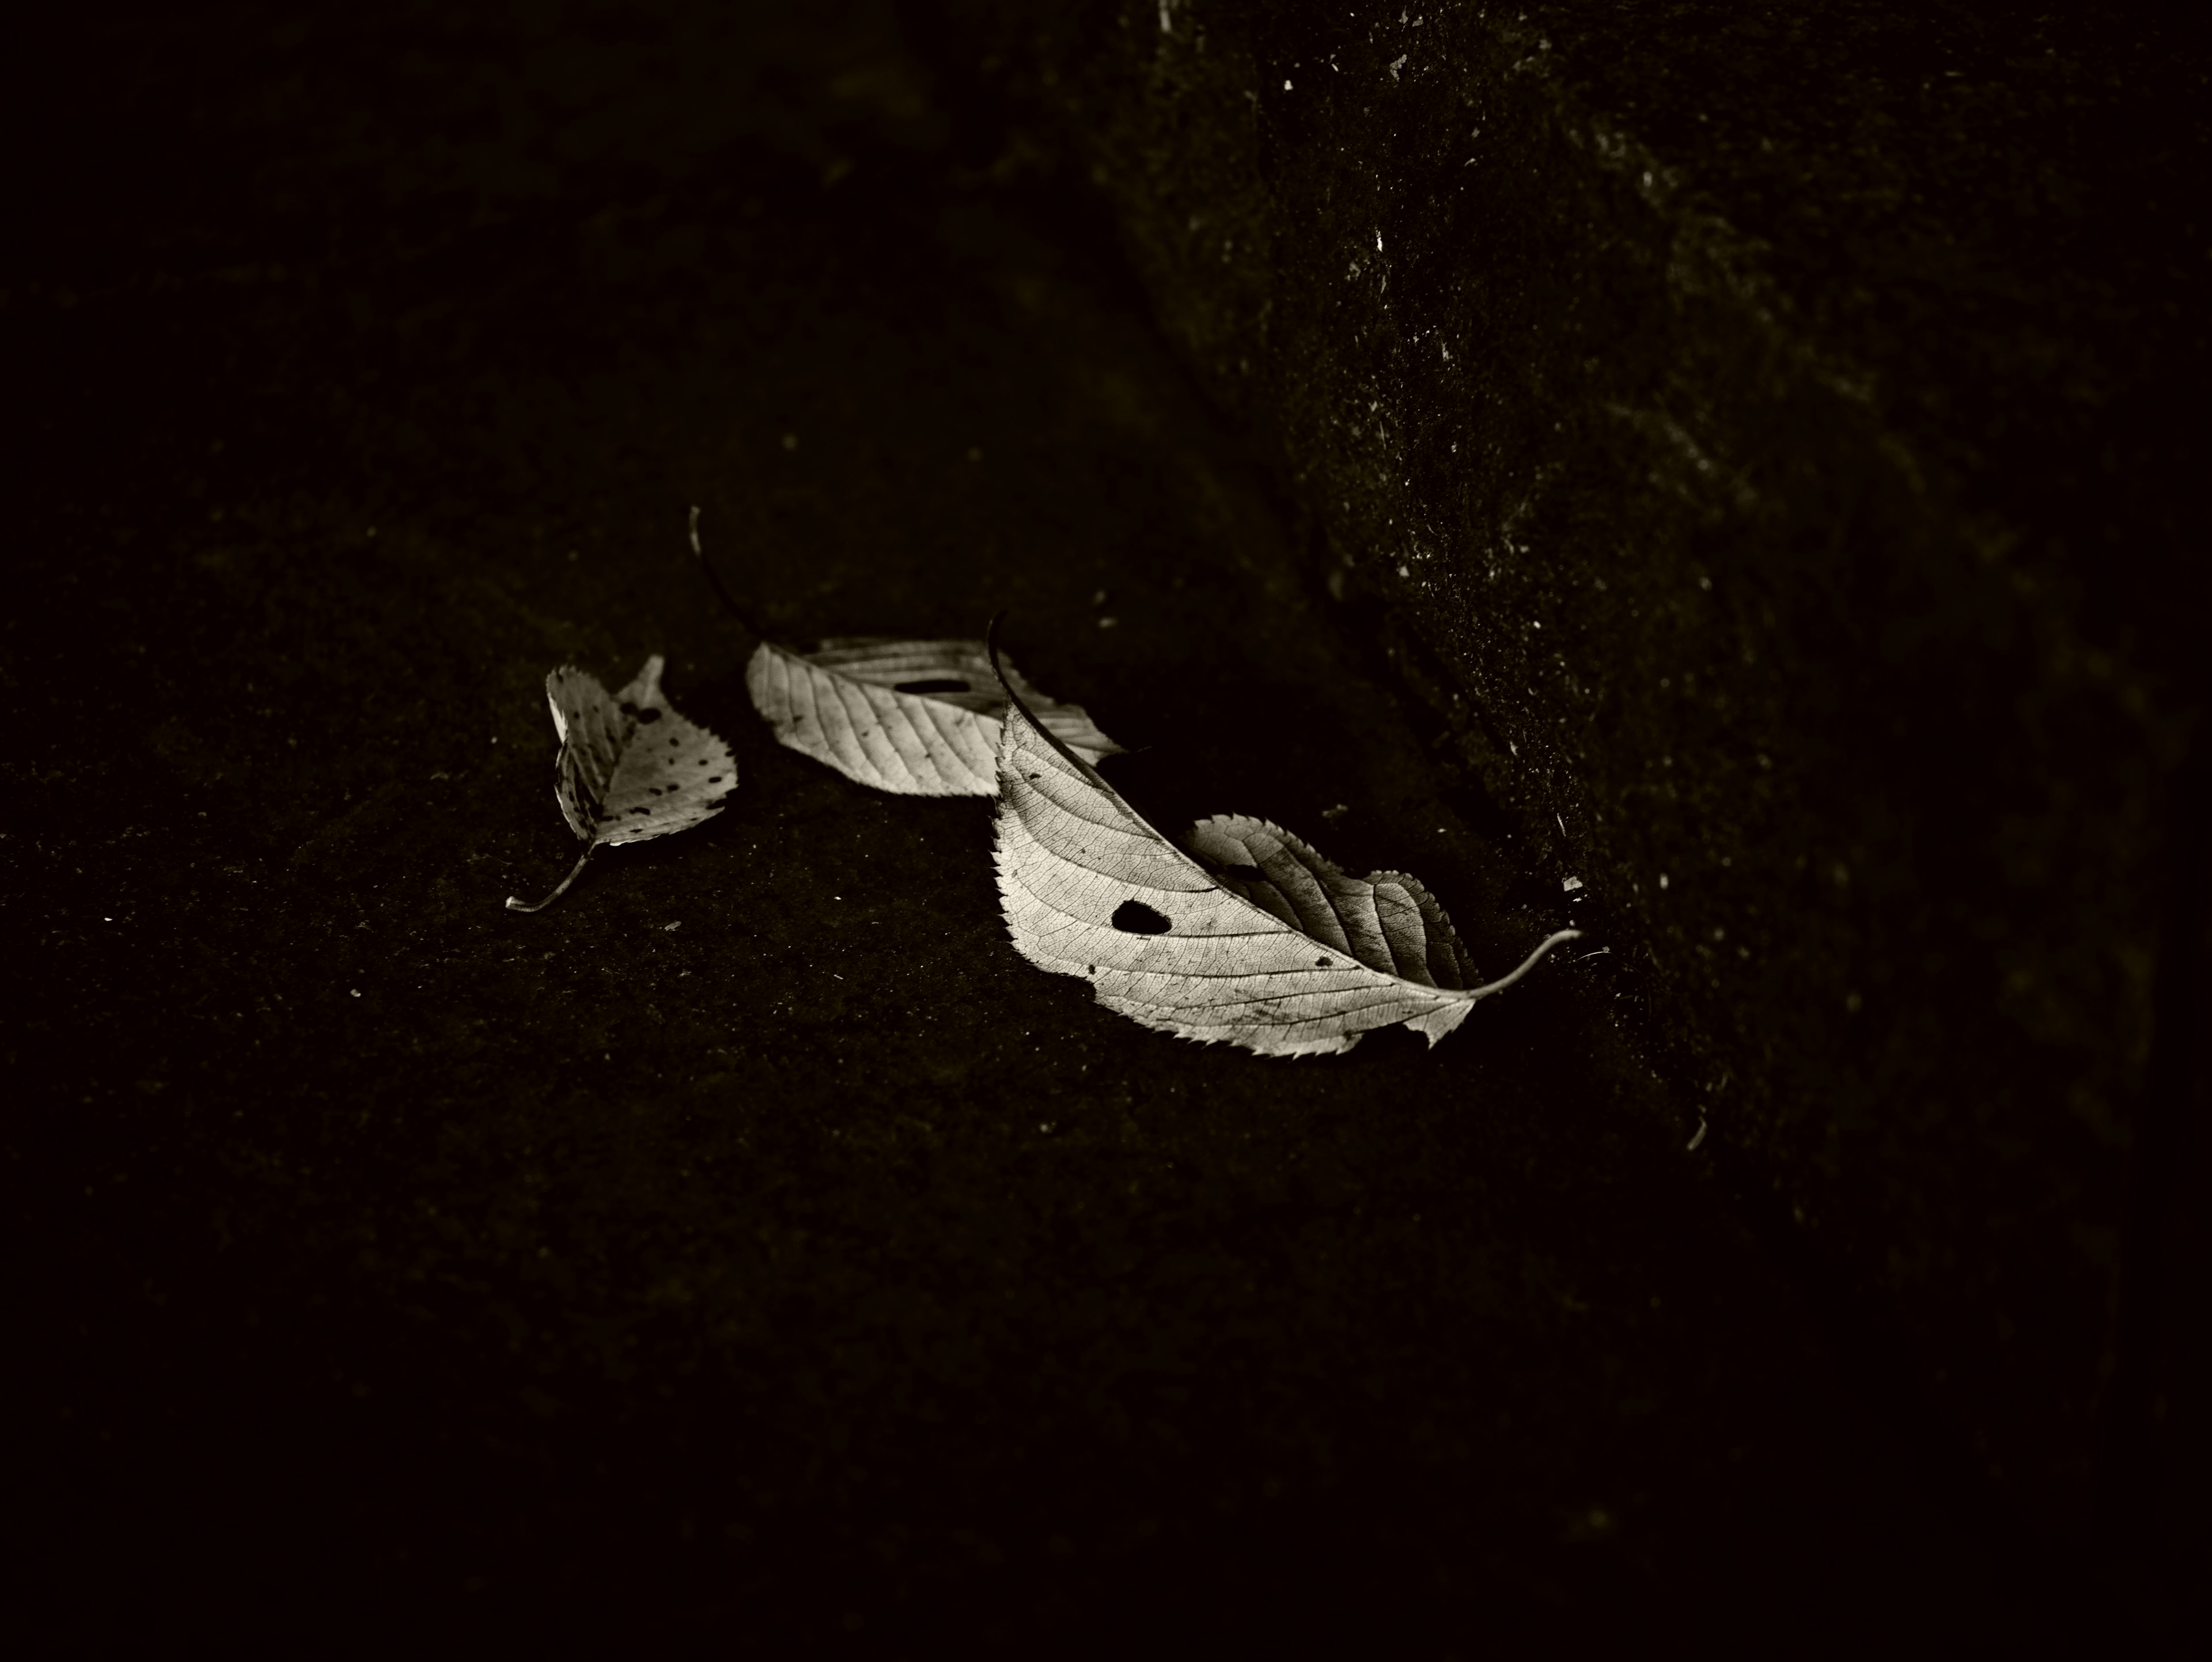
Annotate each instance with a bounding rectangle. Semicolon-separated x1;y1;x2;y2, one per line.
990;669;1578;1056
506;654;737;913
748;637;1121;796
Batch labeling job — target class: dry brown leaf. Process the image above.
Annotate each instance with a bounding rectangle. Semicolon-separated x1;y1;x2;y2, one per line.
506;654;737;913
747;637;1121;796
989;644;1578;1055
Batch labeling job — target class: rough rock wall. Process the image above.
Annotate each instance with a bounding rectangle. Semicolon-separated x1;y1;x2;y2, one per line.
929;0;2211;1534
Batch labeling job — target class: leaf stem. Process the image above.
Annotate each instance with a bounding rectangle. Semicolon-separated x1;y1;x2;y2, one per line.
1467;928;1584;1000
689;506;766;638
506;843;596;913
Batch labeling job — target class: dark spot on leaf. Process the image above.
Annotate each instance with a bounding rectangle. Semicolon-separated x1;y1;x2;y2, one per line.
894;678;969;695
1315;957;1332;968
706;776;723;785
1088;965;1097;974
1112;899;1171;934
631;807;651;816
638;707;662;724
620;701;637;715
1028;773;1041;781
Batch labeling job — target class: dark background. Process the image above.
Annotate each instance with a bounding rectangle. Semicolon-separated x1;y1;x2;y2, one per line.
5;2;2199;1655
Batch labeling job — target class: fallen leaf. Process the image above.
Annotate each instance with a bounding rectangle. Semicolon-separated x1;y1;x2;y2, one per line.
506;654;737;913
988;634;1578;1055
687;505;1120;797
748;637;1122;796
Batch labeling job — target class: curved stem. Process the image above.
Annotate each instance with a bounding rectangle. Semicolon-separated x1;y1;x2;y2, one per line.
1467;927;1584;1000
689;506;765;638
506;843;596;913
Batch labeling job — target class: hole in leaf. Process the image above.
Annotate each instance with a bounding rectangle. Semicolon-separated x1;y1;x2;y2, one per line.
894;678;970;695
1315;957;1332;968
638;708;663;724
1112;899;1172;934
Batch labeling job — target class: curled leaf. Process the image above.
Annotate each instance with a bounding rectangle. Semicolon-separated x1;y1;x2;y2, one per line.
989;657;1578;1055
748;637;1121;796
506;654;737;913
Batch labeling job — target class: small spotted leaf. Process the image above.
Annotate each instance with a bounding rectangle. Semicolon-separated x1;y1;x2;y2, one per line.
506;654;736;913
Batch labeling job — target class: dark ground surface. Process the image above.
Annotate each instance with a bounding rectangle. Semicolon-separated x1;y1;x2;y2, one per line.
3;3;2195;1655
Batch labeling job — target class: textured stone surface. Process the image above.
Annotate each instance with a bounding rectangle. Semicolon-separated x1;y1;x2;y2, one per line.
933;0;2211;1544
